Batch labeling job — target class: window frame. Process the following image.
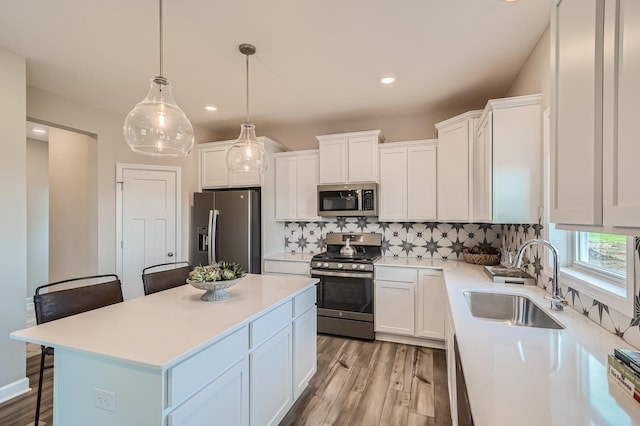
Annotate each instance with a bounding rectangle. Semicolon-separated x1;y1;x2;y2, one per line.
572;232;627;286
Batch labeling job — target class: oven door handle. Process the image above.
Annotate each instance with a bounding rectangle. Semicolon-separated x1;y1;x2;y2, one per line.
311;269;373;279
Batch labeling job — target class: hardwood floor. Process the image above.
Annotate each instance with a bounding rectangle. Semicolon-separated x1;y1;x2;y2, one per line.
281;335;452;426
0;336;451;426
0;352;52;426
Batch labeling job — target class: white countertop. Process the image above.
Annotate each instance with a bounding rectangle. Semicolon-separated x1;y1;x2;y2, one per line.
263;252;315;262
11;274;317;370
375;257;640;426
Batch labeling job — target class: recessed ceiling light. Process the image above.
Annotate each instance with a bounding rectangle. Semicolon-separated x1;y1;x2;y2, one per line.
32;128;46;134
380;77;396;85
204;105;218;111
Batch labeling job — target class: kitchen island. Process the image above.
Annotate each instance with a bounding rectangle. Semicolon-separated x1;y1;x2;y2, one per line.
11;274;318;426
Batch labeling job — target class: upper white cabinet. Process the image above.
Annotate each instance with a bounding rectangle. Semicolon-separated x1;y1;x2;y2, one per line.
474;94;542;223
435;111;482;222
199;137;286;189
274;150;319;221
551;0;604;226
552;0;640;231
379;140;437;221
316;130;384;184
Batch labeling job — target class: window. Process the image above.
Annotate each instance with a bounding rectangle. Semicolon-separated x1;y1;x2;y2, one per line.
573;232;627;284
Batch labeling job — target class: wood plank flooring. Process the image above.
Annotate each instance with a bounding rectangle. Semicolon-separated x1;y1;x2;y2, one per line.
280;335;452;426
0;336;451;426
0;352;52;426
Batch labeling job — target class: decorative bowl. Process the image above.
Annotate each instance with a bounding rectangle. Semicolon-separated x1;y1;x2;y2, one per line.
188;276;244;301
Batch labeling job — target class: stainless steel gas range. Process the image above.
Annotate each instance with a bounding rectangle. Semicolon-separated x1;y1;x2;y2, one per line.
311;232;381;340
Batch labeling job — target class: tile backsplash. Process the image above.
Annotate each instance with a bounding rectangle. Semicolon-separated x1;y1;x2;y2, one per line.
284;219;502;259
502;224;640;350
286;219;640;349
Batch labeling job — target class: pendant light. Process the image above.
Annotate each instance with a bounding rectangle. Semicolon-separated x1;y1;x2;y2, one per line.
226;43;268;174
123;0;194;157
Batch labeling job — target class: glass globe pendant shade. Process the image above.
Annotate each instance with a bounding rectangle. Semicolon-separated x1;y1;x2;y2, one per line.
226;122;268;173
123;77;194;157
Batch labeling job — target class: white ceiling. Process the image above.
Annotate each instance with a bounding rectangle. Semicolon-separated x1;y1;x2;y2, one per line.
1;0;550;135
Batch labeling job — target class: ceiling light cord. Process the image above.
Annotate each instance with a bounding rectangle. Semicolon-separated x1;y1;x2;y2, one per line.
159;0;163;78
245;53;250;123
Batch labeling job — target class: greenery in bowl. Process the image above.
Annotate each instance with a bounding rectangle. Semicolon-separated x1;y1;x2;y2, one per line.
188;262;245;282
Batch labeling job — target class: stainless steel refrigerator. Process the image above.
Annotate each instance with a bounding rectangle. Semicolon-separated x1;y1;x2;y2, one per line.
192;189;261;273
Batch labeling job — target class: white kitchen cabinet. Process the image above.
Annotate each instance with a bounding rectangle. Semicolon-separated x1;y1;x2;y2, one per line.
167;358;249;426
551;0;640;232
274;150;319;221
416;269;446;340
293;305;317;399
250;324;293;426
445;304;458;426
602;0;640;228
316;130;383;184
550;0;604;226
198;137;286;189
379;140;437;221
375;266;445;347
474;95;542;223
263;257;311;276
435;111;482;222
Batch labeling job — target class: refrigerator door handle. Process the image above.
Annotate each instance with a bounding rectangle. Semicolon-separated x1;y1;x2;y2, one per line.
208;209;220;264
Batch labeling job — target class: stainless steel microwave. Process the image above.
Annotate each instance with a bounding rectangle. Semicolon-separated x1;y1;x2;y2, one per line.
317;183;378;217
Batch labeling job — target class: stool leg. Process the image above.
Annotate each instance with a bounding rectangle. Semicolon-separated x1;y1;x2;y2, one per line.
35;346;46;425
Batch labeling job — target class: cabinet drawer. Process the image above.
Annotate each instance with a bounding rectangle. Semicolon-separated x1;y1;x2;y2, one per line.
375;266;417;282
251;300;292;349
168;326;248;408
263;259;310;276
293;286;316;318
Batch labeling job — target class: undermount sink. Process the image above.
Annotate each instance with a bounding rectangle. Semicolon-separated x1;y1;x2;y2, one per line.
463;291;565;330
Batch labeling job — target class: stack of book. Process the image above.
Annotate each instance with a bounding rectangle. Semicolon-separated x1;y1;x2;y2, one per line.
608;348;640;403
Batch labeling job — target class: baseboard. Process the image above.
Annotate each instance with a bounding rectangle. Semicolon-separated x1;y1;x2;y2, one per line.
0;377;30;404
375;332;446;350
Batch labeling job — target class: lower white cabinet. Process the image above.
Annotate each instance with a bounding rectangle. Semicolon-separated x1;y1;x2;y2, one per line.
263;258;311;276
375;280;416;335
375;266;445;346
416;269;446;340
167;359;249;426
293;306;317;399
445;304;458;426
250;325;293;426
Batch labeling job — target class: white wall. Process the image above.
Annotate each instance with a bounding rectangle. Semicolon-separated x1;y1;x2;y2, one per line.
26;86;219;280
48;128;98;282
506;26;551;109
0;48;28;403
26;138;49;297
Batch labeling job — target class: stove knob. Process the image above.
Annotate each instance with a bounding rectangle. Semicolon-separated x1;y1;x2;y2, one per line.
359;265;366;270
322;262;329;268
337;263;344;269
351;264;358;270
315;262;322;267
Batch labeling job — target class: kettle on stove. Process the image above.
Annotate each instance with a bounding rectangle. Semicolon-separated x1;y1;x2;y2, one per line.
340;238;357;256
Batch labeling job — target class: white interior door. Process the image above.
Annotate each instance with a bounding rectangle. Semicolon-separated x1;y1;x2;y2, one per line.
117;164;180;300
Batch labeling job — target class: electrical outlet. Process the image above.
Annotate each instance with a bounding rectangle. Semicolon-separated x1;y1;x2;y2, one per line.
94;388;116;412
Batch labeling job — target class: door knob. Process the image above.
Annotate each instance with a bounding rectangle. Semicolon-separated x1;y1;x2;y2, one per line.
167;252;174;257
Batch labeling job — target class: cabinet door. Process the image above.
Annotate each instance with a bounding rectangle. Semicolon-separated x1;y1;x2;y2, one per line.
437;120;471;221
474;113;492;222
551;0;605;225
379;147;407;220
416;270;445;340
293;306;317;399
348;135;379;182
250;325;293;426
200;146;230;188
275;156;297;221
445;308;458;426
167;359;249;426
319;139;348;184
407;145;437;220
603;0;640;227
296;153;320;220
374;280;415;336
229;168;261;187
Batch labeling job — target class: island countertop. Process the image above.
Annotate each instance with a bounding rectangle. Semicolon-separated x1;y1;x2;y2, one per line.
11;274;318;370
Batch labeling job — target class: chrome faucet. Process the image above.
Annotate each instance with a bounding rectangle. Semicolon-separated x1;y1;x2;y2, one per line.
514;238;567;311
